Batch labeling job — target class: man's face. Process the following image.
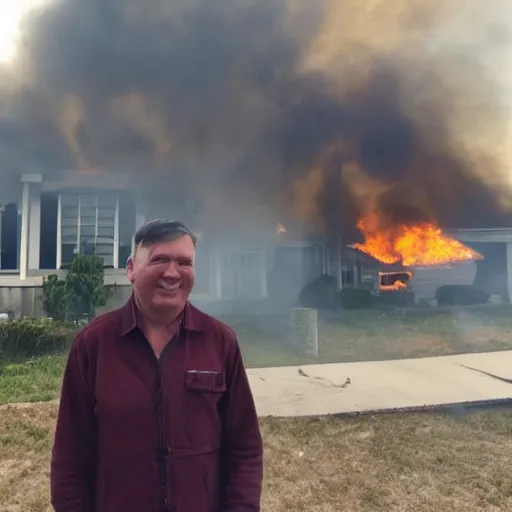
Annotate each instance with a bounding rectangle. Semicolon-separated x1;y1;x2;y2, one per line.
126;235;195;312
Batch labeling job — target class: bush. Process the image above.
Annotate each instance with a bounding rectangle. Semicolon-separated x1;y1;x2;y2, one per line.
436;285;490;307
340;288;375;309
0;318;75;359
43;254;110;322
42;274;68;322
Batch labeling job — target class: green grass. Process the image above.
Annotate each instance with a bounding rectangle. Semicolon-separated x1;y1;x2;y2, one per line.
0;354;67;405
3;304;512;405
225;304;512;367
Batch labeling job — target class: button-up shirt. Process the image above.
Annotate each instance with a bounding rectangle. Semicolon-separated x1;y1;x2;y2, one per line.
50;296;263;511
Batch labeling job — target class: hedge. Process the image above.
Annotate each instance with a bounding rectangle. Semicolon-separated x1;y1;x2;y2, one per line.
0;318;76;358
436;285;490;307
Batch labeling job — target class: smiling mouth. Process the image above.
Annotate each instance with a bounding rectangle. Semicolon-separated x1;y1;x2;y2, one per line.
157;281;180;292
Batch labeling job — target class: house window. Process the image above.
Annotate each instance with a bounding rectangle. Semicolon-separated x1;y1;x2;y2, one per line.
58;192;119;268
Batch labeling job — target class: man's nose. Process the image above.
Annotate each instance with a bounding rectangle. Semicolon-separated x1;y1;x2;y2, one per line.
163;261;180;277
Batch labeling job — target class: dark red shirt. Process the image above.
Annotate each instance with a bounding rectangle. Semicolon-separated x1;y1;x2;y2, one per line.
50;297;263;512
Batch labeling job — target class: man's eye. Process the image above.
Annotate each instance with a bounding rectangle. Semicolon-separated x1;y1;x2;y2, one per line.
179;260;193;266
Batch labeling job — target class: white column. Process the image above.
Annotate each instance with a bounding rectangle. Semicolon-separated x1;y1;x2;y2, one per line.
506;243;512;302
28;183;41;270
19;173;42;279
19;183;30;280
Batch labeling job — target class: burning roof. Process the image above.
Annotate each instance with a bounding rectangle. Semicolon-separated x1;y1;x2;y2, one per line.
351;213;482;267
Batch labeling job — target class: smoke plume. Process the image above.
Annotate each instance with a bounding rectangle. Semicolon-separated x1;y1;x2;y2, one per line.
1;0;511;239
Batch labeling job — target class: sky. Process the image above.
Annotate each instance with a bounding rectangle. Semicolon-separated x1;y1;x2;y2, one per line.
0;0;51;63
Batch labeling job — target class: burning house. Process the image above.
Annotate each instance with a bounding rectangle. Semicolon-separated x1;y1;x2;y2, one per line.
348;216;484;302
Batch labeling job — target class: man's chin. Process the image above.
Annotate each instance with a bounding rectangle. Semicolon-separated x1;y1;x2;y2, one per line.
152;294;186;309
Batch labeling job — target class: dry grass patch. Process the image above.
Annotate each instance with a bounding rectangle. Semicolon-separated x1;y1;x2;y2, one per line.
262;411;512;511
1;403;512;511
0;402;57;511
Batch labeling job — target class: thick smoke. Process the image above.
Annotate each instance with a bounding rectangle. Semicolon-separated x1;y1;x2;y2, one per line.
1;0;511;239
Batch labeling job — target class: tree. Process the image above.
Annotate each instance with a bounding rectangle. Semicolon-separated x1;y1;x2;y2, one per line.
42;254;110;322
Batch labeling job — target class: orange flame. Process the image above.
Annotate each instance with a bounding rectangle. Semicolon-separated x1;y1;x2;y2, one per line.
381;279;407;291
352;217;482;267
379;271;412;291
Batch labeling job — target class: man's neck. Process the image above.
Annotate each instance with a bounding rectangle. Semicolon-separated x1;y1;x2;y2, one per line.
134;297;184;334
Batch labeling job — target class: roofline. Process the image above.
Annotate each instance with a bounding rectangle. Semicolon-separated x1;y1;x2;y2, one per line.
446;227;512;232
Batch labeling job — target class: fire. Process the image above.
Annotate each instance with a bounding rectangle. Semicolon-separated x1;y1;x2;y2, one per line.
381;280;407;291
352;217;482;267
379;271;412;291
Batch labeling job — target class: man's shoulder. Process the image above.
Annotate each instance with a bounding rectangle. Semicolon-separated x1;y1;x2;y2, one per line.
73;307;124;347
188;303;237;344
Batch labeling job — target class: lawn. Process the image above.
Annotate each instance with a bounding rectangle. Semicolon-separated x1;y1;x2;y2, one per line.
2;306;512;510
0;354;67;405
1;402;511;511
2;304;512;405
226;304;512;367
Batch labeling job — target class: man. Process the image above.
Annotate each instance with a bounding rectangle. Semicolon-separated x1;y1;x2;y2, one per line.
51;219;263;512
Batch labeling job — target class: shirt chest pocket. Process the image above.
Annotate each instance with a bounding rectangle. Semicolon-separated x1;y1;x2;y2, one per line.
183;370;227;448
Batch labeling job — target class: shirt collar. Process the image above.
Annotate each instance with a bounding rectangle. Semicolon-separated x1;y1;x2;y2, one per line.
119;293;206;336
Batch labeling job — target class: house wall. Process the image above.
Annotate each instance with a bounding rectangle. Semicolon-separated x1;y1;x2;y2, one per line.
0;283;137;318
219;249;267;300
0;286;45;317
266;242;326;304
410;262;477;302
0;243;272;316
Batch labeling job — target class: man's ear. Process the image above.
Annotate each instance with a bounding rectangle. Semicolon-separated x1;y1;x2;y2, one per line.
126;255;135;282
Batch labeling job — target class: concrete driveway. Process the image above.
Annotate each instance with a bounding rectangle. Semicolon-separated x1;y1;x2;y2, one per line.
247;350;512;417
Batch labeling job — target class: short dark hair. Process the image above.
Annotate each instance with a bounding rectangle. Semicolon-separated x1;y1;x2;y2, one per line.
133;219;197;251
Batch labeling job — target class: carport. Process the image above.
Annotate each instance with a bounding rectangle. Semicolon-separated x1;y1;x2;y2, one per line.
449;228;512;302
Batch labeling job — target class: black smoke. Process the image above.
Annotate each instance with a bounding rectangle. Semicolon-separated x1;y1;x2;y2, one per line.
1;0;510;236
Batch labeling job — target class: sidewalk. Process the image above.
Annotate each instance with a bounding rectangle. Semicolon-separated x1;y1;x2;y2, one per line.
247;350;512;417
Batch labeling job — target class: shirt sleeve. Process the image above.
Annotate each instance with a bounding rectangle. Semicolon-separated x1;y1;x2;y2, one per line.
219;337;263;511
51;335;97;512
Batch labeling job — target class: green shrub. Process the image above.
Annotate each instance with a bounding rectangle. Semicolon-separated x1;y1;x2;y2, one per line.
340;288;375;309
436;285;490;306
0;318;75;359
43;254;110;322
42;274;68;322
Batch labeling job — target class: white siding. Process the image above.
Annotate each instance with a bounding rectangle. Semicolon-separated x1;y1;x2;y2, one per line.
410;262;477;302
